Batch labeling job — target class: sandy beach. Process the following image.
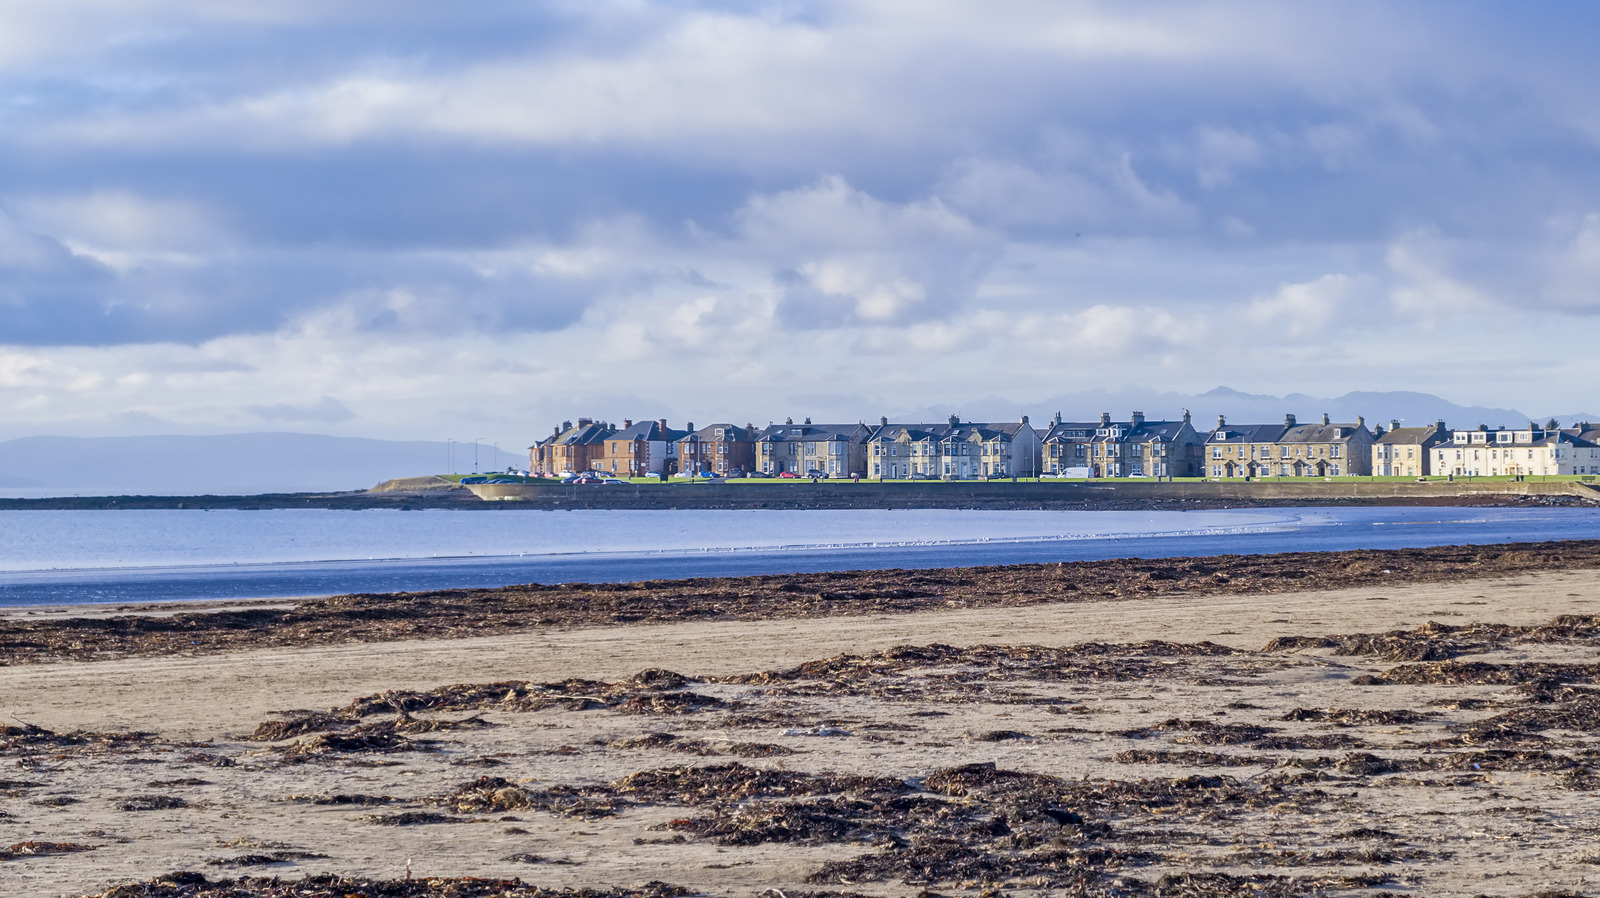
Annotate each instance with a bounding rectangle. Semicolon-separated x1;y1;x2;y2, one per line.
4;551;1600;897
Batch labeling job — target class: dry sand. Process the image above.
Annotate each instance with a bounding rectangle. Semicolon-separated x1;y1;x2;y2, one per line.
4;569;1600;897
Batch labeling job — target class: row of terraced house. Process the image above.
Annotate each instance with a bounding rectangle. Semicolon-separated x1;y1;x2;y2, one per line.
529;411;1600;480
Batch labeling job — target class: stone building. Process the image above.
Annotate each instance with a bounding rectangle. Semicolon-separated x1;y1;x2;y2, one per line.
529;418;613;477
1431;424;1600;476
1039;414;1100;475
754;419;872;477
678;423;757;476
866;415;1041;479
1205;413;1372;477
591;419;686;477
1371;420;1449;477
1085;411;1204;478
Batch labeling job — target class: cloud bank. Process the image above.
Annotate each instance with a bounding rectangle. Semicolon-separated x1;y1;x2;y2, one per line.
2;1;1599;444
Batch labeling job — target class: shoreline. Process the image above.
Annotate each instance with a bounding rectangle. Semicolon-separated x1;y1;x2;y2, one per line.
0;480;1594;511
4;538;1599;665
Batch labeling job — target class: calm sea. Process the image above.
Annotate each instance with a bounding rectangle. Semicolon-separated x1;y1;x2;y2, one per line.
0;506;1595;607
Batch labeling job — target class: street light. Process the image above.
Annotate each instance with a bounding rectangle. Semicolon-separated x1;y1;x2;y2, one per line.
473;437;482;473
446;438;455;475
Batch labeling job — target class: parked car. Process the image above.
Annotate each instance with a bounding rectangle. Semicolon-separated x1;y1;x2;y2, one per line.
908;472;934;480
601;478;626;485
804;469;829;479
777;471;799;478
745;471;771;478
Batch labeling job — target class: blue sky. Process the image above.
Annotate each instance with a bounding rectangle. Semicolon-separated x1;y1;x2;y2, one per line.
2;1;1598;445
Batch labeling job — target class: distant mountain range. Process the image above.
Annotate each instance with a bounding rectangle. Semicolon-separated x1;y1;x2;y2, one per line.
0;433;518;497
891;387;1599;432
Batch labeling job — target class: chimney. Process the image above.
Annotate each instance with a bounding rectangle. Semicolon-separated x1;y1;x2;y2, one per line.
785;417;793;425
1020;414;1029;425
1357;416;1364;429
563;420;573;431
1436;420;1446;431
1182;408;1191;424
577;417;593;428
881;416;889;426
659;418;669;434
1390;419;1400;431
1217;414;1226;429
687;422;694;433
1321;412;1330;425
1131;411;1144;426
1100;412;1112;426
623;419;632;429
1283;413;1295;427
1053;411;1062;425
804;417;812;425
949;414;960;426
553;425;560;437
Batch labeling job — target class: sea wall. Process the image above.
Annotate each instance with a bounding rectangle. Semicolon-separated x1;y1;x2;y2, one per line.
465;478;1600;509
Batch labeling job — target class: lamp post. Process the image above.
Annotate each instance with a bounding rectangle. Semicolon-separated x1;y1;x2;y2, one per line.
473;437;482;473
446;438;455;475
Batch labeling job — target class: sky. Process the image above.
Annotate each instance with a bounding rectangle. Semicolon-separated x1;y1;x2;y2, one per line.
2;0;1599;449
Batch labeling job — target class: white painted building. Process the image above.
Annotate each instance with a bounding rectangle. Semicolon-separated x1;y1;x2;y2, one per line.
1429;425;1600;476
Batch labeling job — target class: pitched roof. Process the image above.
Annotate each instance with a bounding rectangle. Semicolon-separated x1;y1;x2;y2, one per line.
682;423;755;442
612;420;684;442
1041;422;1101;442
756;423;871;443
869;422;1032;443
544;421;614;447
1278;422;1369;444
1374;426;1447;446
1090;419;1193;444
1207;423;1290;444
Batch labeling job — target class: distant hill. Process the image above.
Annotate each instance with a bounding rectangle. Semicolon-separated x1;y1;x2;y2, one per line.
891;388;1598;431
0;433;520;497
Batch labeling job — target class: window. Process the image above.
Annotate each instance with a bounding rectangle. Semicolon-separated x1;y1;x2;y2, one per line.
1332;445;1341;458
1213;447;1222;458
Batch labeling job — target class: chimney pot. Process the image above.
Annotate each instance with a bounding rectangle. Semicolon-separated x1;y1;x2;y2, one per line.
1285;413;1296;426
1100;412;1111;426
623;419;632;429
804;417;812;425
881;416;889;427
1131;411;1145;426
1053;411;1062;425
1391;419;1400;431
1218;414;1226;428
1322;412;1330;425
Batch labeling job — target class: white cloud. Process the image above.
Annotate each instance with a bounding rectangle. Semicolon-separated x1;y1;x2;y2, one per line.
1386;233;1496;328
1540;213;1600;313
1248;273;1354;340
13;191;225;265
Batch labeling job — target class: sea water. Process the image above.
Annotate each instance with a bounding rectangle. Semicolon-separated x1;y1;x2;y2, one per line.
0;506;1595;606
